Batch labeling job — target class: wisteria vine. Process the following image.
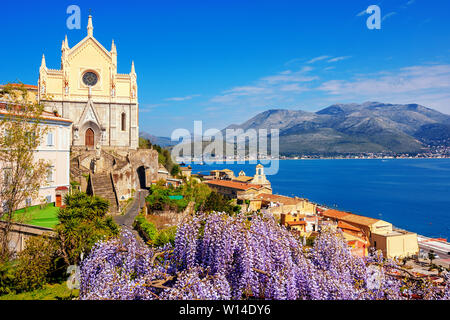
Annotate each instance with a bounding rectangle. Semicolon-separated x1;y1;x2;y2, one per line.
79;212;450;300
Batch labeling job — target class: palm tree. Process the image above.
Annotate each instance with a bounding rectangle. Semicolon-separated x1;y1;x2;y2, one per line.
428;251;435;266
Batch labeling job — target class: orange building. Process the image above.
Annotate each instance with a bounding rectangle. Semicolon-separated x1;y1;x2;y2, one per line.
205;179;272;201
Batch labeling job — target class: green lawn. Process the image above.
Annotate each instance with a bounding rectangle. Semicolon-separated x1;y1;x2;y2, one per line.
13;203;60;229
0;282;79;300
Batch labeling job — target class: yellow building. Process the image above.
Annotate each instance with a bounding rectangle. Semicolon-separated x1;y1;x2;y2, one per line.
371;230;419;259
0;84;39;104
321;209;419;259
180;166;192;178
233;165;271;188
210;169;235;180
252;193;317;217
38;15;139;149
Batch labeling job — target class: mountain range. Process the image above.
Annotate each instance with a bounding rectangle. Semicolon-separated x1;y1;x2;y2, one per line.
140;102;450;156
223;102;450;155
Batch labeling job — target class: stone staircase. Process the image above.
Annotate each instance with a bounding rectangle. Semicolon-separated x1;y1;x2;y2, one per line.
90;173;119;214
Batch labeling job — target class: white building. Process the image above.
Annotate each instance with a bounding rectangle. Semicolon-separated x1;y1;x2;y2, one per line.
0;103;72;209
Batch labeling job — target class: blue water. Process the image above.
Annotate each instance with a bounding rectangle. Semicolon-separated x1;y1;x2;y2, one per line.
190;159;450;239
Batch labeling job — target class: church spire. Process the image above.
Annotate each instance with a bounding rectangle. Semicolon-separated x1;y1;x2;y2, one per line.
87;15;94;37
65;35;69;49
131;60;136;75
41;54;46;69
111;39;116;53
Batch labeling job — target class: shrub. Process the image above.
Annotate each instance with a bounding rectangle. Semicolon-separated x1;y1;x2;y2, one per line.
154;226;177;247
56;192;119;265
134;214;158;243
0;261;17;295
14;236;60;292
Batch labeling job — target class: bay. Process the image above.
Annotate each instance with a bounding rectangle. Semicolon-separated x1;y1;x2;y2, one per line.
190;159;450;239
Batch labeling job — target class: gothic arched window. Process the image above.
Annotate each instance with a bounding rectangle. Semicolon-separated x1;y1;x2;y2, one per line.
121;112;126;131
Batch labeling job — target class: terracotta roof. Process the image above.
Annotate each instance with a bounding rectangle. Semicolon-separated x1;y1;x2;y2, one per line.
322;209;350;220
233;176;253;182
286;221;306;226
255;193;300;205
211;169;233;173
1;83;38;90
0;103;72;123
338;221;362;232
180;166;192;171
322;208;381;227
205;180;265;191
340;214;380;226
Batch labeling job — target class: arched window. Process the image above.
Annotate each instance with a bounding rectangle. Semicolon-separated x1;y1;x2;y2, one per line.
121;112;126;131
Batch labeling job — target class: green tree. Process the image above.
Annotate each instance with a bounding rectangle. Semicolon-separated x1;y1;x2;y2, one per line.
428;251;435;265
55;192;119;265
139;137;152;149
0;83;51;262
201;191;240;215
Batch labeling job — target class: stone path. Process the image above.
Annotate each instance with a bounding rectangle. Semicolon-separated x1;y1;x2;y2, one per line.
113;189;149;247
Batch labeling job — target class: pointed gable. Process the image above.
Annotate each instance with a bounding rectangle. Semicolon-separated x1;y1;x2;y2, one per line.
77;100;104;129
68;36;112;65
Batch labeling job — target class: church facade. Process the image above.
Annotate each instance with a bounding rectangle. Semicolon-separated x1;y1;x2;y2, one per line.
38;15;139;150
35;16;158;214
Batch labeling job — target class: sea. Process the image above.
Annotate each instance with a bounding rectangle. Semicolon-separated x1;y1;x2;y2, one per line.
189;159;450;240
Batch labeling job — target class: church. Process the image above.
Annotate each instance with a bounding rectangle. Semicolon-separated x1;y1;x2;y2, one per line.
37;15;158;213
38;15;138;150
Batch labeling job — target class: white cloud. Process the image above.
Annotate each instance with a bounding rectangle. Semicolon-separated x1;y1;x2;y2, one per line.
307;55;330;64
318;64;450;114
279;83;310;92
356;9;367;17
165;94;200;101
327;56;352;63
382;12;397;22
210;67;317;106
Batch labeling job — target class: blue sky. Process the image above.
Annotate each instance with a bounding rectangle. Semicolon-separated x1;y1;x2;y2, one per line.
1;0;449;136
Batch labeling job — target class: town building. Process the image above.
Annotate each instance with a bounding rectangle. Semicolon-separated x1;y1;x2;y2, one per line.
0;103;72;210
157;164;170;181
210;169;235;180
253;193;317;218
232;164;271;188
0;84;39;104
280;211;320;236
205;180;272;201
180;166;192;179
320;209;419;258
154;164;183;188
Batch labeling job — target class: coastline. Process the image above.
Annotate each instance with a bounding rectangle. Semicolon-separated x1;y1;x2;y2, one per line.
189;158;450;240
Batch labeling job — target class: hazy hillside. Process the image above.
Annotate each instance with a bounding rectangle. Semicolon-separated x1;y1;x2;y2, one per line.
139;132;178;147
